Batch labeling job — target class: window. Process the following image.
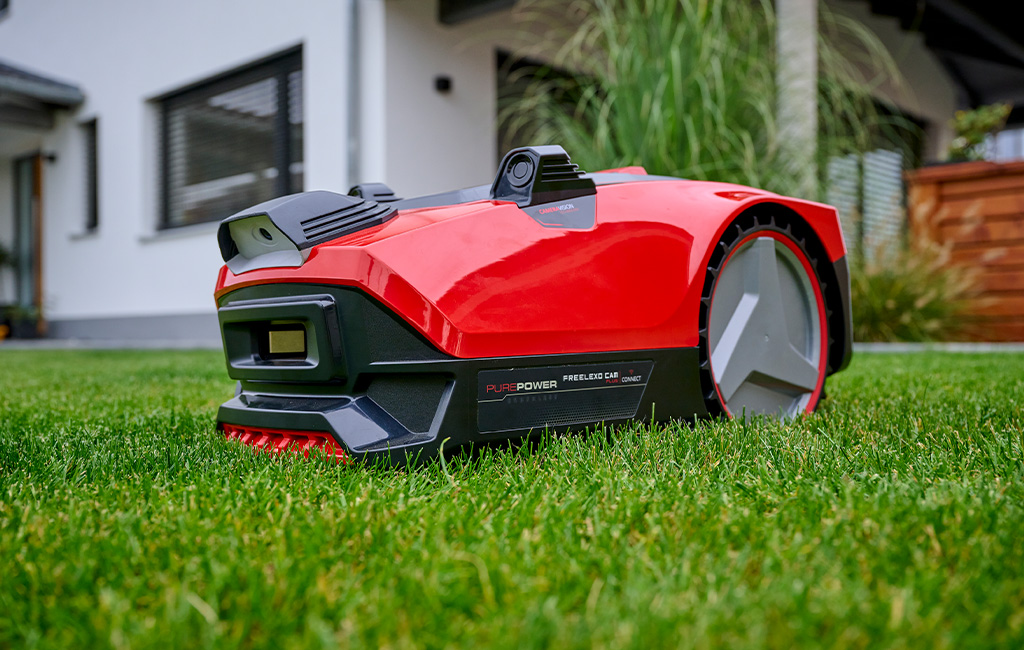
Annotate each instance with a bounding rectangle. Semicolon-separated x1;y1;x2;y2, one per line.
160;49;302;229
827;149;905;263
82;119;98;231
992;128;1024;162
825;103;923;262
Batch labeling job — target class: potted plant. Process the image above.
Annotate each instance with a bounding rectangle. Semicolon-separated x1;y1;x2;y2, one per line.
947;103;1012;161
4;304;40;339
0;244;42;340
0;243;12;341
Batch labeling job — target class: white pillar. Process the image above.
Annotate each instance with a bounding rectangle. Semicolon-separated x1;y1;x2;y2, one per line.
304;0;354;192
776;0;818;197
356;0;388;185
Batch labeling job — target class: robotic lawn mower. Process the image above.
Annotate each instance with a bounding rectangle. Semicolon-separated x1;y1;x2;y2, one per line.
213;145;852;463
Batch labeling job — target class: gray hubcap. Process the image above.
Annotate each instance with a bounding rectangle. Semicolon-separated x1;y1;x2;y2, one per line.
708;236;823;419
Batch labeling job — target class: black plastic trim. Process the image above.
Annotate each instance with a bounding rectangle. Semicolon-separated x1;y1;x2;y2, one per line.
216;283;708;466
217;190;397;262
349;183;402;203
217;146;681;263
219;294;346;382
391;184;491;211
830;255;854;373
219;345;704;465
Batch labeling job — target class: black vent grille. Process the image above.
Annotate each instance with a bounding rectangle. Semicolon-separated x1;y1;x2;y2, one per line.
540;156;584;182
367;374;448;433
300;200;396;245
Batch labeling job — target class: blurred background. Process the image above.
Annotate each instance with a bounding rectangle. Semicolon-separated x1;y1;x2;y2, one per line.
0;0;1021;344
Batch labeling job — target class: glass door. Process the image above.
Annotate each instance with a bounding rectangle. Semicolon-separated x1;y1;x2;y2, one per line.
13;154;39;311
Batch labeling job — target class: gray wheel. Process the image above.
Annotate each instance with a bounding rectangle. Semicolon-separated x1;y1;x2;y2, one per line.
705;228;827;419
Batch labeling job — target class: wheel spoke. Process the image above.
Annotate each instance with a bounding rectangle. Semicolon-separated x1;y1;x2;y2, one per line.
711;293;760;401
748;237;794;343
752;342;819;393
748;237;780;293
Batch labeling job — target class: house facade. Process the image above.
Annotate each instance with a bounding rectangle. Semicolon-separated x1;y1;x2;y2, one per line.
0;0;542;341
0;0;1014;342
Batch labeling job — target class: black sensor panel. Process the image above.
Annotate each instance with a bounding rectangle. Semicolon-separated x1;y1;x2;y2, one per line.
490;145;596;208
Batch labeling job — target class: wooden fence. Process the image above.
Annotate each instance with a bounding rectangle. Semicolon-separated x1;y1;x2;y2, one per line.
906;160;1024;341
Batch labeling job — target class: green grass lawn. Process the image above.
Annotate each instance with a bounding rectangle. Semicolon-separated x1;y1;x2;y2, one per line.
1;349;1022;649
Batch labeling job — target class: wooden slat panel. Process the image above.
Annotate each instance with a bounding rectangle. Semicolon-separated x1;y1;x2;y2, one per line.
934;194;1024;222
939;219;1024;244
950;244;1024;267
940;173;1024;200
907;160;1024;184
958;318;1024;342
907;163;1024;340
964;295;1024;317
907;182;941;243
977;268;1024;292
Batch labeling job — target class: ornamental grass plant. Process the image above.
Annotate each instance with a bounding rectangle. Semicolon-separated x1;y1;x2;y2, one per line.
500;0;911;201
850;240;979;342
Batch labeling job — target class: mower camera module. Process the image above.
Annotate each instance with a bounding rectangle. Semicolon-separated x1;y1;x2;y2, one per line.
213;145;852;464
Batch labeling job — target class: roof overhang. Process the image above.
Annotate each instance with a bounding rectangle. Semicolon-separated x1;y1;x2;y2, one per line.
0;59;84;130
854;0;1024;119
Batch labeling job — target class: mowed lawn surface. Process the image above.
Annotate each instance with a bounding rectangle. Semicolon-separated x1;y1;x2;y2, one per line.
0;349;1022;649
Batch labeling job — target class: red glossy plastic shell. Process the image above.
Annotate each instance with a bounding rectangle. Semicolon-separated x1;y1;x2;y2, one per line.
215;179;845;360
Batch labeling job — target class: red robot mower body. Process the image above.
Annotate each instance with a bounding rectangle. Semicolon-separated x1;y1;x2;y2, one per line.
213;145;852;463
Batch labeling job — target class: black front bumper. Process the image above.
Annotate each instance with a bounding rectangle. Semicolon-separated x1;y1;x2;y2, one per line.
215;284;707;464
829;255;854;374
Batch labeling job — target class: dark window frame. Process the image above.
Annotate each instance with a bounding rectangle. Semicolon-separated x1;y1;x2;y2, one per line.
158;47;302;230
81;118;98;232
439;0;515;24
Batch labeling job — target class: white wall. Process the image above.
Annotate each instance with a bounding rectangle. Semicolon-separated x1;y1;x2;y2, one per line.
381;0;503;197
380;0;558;197
0;0;354;323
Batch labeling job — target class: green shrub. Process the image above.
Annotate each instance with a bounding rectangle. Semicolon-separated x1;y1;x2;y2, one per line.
851;242;978;342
